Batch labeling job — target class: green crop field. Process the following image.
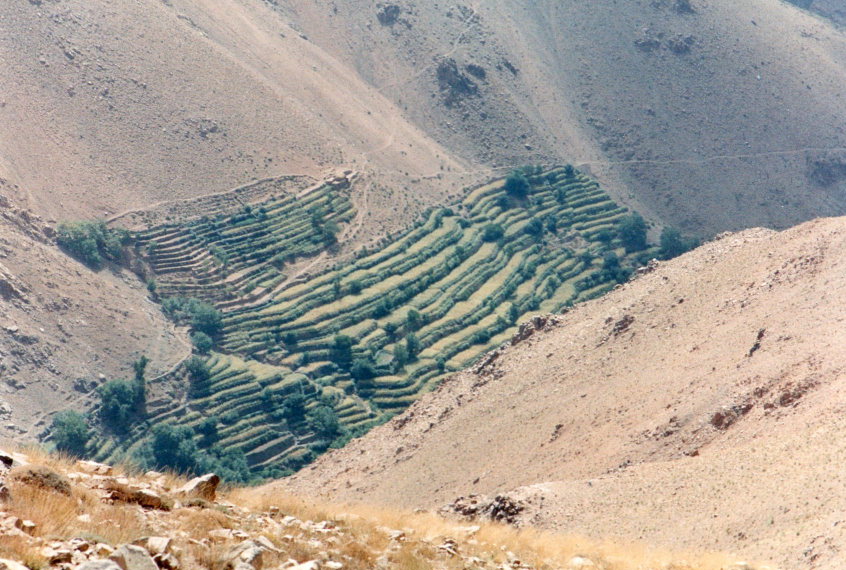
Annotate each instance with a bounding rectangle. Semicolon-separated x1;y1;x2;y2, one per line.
93;167;656;479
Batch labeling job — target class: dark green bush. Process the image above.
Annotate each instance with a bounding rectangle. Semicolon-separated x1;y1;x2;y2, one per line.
660;226;699;259
618;213;648;253
51;410;90;458
98;379;140;432
191;332;214;354
482;223;504;242
57;220;131;269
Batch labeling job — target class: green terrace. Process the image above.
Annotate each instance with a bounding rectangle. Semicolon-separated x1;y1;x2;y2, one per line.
93;166;656;480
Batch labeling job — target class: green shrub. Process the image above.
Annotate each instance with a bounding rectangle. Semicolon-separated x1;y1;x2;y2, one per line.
309;406;341;439
98;379;140;432
57;220;131;269
51;410;90;458
482;223;504;242
660;226;698;259
331;335;354;370
148;423;201;475
504;170;530;201
618;213;648;253
191;332;214;354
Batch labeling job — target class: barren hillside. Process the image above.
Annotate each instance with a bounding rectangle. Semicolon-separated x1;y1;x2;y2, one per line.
5;0;846;236
281;216;846;569
0;197;185;444
283;0;846;234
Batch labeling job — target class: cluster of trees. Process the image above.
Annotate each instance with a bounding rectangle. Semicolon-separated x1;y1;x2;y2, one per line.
161;296;223;353
57;220;132;269
97;355;149;433
310;208;340;247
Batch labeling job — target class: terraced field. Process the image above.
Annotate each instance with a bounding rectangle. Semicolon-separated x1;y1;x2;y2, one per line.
96;167;655;478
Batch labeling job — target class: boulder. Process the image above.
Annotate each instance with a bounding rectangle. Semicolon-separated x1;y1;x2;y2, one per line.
0;560;29;570
224;540;265;569
177;473;219;501
109;545;158;570
77;460;113;475
77;562;123;570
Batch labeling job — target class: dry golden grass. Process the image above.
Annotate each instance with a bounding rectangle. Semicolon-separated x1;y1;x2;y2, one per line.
231;487;767;570
0;448;770;570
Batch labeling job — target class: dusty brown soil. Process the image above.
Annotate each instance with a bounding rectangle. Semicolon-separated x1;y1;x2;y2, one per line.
281;216;846;569
5;0;846;238
0;197;186;444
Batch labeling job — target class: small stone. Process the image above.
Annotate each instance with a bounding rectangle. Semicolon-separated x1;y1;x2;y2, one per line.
19;520;36;535
78;561;123;570
145;537;172;556
48;550;73;564
254;536;280;553
153;552;180;570
77;460;113;475
324;562;343;570
288;562;320;570
96;543;115;557
224;541;265;569
0;560;30;570
177;473;219;501
208;529;235;542
109;545;158;570
567;556;596;568
78;513;93;523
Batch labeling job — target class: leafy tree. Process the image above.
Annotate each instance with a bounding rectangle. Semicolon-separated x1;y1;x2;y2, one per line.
348;279;363;295
372;298;392;319
185;356;211;397
563;164;576;178
405;333;421;361
132;355;149;416
98;379;139;432
197;416;219;446
331;334;354;370
504;170;531;201
406;309;422;331
482;223;504;242
524;217;544;240
189;301;222;337
393;343;409;370
309;406;341;439
383;321;398;340
618;213;648;253
435;356;446;373
191;331;214;354
283;393;307;422
57;220;131;269
350;359;376;384
51;411;90;458
149;423;201;474
660;226;699;259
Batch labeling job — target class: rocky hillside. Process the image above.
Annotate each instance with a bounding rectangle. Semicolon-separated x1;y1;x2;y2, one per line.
5;0;846;236
0;197;185;441
0;448;763;570
280;216;846;569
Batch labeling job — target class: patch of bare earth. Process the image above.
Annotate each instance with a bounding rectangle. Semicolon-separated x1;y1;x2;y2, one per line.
280;216;846;569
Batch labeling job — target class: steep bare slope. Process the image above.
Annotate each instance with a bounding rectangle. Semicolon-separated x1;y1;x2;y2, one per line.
0;198;185;444
0;0;466;225
6;0;846;237
282;216;846;569
287;0;846;234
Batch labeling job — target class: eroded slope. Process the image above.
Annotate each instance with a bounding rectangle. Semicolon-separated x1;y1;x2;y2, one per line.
281;216;846;569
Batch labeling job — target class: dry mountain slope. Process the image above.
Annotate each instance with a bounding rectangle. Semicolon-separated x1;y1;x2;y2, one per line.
0;0;467;225
281;216;846;569
0;198;184;446
5;0;846;236
286;0;846;234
